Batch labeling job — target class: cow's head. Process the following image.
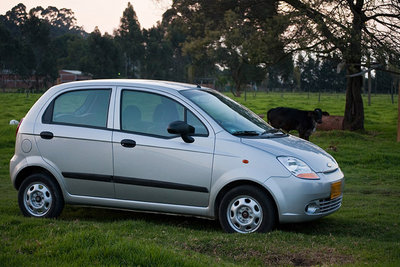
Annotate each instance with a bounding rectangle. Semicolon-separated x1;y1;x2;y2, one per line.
310;108;329;124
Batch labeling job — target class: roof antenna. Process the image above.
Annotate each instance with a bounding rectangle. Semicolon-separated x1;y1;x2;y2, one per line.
196;84;201;88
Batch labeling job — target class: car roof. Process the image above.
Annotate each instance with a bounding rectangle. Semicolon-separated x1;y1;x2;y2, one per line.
48;79;201;94
20;79;215;134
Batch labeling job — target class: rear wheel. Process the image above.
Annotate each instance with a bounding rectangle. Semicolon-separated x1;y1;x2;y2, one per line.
219;185;276;233
18;173;64;218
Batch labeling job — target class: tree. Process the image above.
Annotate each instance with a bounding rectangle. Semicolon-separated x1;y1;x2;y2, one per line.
168;0;285;94
0;3;27;36
115;2;144;78
142;25;174;80
0;23;16;68
278;0;400;130
22;9;58;88
29;6;85;37
0;4;32;84
158;7;192;82
54;34;89;71
318;56;346;93
296;55;320;92
1;4;86;88
267;55;295;91
83;27;122;78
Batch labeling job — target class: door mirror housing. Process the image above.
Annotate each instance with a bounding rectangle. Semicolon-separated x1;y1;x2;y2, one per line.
167;121;195;143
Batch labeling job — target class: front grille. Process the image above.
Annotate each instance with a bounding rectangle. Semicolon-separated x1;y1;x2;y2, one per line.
305;195;342;215
318;195;342;213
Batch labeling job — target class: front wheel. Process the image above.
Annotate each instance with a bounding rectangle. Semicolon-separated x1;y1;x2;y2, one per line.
218;185;276;233
18;173;64;218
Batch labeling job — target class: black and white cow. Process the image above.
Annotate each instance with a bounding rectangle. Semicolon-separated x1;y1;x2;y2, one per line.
267;107;329;140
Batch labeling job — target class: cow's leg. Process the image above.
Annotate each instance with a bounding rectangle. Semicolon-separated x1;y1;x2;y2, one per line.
298;129;309;140
299;132;307;140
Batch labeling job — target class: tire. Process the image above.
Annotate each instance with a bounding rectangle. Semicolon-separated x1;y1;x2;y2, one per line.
18;173;64;218
218;185;276;233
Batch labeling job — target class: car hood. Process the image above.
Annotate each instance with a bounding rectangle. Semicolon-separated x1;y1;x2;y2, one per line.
241;135;338;173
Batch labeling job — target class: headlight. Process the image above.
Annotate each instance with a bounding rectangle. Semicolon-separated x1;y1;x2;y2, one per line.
277;156;319;179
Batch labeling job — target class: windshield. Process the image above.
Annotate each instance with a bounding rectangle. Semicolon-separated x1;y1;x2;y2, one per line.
181;89;276;136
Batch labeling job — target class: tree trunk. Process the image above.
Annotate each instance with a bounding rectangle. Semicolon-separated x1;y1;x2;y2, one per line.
232;63;243;97
343;0;365;131
343;68;364;130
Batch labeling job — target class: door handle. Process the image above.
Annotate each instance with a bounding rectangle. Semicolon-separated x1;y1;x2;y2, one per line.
121;139;136;148
40;131;54;140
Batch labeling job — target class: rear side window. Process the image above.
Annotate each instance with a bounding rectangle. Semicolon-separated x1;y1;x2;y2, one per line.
43;89;111;128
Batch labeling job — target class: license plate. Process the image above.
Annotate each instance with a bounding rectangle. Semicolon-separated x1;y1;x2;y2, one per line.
330;181;342;199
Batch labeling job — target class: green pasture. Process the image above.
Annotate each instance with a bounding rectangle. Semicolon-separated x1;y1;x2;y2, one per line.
0;91;399;266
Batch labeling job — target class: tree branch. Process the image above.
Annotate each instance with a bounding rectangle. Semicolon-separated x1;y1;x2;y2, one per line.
367;13;400;21
283;0;344;49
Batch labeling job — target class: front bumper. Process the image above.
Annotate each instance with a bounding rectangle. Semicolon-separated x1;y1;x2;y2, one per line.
264;168;344;223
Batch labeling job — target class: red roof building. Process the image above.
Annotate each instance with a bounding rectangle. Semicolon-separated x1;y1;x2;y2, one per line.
57;70;92;84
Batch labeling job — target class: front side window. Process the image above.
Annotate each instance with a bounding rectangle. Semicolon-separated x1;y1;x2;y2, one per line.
121;90;208;137
45;89;111;128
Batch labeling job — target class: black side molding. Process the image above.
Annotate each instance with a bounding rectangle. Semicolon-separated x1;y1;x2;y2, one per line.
62;172;113;183
114;176;209;193
61;172;209;193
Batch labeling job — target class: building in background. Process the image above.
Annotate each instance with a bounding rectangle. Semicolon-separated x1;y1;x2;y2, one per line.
0;70;48;90
57;70;93;84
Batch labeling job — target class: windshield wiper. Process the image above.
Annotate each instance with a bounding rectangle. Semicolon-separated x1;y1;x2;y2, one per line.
262;129;279;134
232;130;260;136
261;129;288;136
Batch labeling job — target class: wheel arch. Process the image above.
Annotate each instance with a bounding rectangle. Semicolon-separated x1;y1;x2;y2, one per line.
214;180;278;222
14;166;62;194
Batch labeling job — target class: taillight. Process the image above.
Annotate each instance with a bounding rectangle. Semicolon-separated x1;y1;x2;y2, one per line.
16;118;24;136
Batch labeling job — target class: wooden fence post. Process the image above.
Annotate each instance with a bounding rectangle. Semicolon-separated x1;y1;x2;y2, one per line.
397;80;400;142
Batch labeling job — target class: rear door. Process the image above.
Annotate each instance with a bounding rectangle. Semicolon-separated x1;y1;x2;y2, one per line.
112;87;215;207
34;87;115;198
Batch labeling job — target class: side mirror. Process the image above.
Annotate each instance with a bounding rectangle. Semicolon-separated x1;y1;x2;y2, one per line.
167;121;195;143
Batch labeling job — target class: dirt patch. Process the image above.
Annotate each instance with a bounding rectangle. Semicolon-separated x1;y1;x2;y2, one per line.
245;248;353;266
317;115;344;131
185;241;354;266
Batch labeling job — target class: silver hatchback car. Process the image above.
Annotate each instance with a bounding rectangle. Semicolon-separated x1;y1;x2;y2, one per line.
10;79;344;233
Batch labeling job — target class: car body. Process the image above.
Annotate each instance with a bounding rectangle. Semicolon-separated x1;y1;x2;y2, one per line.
10;79;344;233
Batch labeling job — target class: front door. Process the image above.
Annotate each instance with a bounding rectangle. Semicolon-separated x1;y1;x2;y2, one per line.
112;88;214;207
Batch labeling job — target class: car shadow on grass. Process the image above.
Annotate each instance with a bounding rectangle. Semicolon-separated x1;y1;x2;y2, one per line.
59;205;399;242
60;205;221;232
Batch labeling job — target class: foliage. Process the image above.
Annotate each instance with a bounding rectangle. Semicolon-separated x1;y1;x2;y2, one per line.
141;25;174;80
29;5;85;37
278;0;400;130
0;4;83;87
267;55;296;91
114;2;144;78
1;1;399;132
22;10;58;86
167;0;286;95
295;54;346;93
82;28;122;79
0;2;194;82
0;92;399;266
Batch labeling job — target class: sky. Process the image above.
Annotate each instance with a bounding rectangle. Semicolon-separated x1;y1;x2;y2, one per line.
0;0;172;34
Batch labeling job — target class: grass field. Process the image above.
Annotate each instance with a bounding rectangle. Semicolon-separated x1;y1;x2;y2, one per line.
0;91;399;266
